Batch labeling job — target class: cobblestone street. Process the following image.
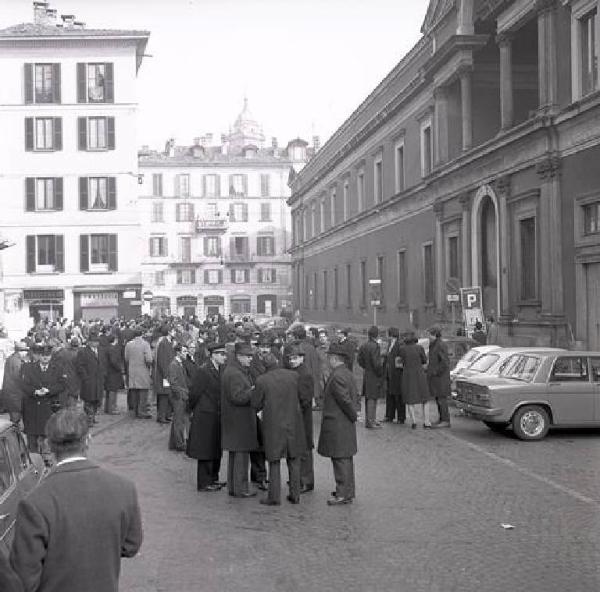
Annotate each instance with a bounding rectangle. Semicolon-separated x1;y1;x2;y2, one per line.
87;401;600;592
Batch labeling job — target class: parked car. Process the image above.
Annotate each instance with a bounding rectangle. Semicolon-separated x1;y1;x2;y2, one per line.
450;345;502;391
0;419;44;556
455;350;600;440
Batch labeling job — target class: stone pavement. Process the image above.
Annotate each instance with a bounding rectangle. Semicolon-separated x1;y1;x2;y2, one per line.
86;402;600;592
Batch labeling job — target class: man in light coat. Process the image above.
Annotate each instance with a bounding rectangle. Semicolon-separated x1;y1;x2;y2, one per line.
124;328;153;418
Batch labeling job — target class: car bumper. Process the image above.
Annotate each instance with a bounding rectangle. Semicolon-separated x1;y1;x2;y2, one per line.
455;400;505;419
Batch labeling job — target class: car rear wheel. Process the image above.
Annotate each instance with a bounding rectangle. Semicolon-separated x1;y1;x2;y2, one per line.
483;421;508;433
511;405;550;441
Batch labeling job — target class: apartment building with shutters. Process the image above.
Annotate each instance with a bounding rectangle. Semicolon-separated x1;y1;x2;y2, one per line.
138;100;313;318
0;2;150;322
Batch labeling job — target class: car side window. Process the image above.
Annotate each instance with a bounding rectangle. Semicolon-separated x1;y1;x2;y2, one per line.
590;358;600;382
549;357;589;382
0;438;15;497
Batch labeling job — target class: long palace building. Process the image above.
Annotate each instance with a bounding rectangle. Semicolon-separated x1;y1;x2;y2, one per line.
288;0;600;348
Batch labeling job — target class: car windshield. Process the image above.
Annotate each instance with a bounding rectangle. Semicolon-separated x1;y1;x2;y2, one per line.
461;350;480;365
499;354;541;382
469;353;500;372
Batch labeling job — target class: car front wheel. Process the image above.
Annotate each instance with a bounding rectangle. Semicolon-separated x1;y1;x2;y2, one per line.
511;405;550;441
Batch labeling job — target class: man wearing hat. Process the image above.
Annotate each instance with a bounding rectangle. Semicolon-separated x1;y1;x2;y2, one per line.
427;326;452;428
154;324;176;424
21;342;65;466
336;328;357;371
124;327;153;418
1;340;30;425
357;326;384;429
167;343;190;451
318;341;359;505
187;342;228;491
10;408;142;592
221;342;259;497
76;328;106;427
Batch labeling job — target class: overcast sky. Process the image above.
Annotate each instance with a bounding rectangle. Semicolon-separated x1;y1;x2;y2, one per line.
1;0;430;149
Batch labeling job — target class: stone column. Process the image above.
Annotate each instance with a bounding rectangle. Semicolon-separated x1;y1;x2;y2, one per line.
498;32;514;130
457;0;474;35
459;193;471;287
433;201;445;314
537;0;558;114
495;176;511;319
434;86;449;165
536;156;564;316
459;68;473;151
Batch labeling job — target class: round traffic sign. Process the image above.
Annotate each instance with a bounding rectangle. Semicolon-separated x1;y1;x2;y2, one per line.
445;277;461;294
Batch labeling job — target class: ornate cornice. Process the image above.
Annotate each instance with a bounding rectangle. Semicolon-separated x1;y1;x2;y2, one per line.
536;155;561;179
535;0;557;14
459;192;472;210
494;174;511;196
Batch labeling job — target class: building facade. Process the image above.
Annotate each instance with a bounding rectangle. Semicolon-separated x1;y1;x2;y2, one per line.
0;2;150;323
289;0;600;349
138;101;312;319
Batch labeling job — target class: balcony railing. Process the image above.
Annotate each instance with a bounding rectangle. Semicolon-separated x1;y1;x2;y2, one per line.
195;218;228;233
223;252;254;265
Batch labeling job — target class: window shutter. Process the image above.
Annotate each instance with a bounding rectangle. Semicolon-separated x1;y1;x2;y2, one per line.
258;269;263;283
189;203;195;219
204;270;209;284
80;235;89;272
244;269;250;283
52;63;61;103
272;269;277;283
242;175;248;196
76;63;86;102
216;237;222;256
148;238;154;256
26;235;36;273
104;63;114;102
55;235;64;272
243;203;248;222
24;63;33;104
201;176;206;198
175;175;181;197
228;174;235;196
108;234;118;271
51;118;62;150
78;117;87;150
229;237;235;256
25;178;35;211
176;270;182;284
218;270;223;284
256;237;262;256
175;204;181;222
228;203;234;221
55;178;63;210
107;117;115;150
162;238;168;256
107;177;116;209
25;118;34;151
230;269;235;283
79;177;88;210
191;269;196;284
215;176;221;197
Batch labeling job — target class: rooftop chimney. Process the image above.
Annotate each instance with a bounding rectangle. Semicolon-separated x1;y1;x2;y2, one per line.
73;20;85;29
61;14;75;28
33;1;49;25
313;135;321;151
45;8;57;25
271;137;278;149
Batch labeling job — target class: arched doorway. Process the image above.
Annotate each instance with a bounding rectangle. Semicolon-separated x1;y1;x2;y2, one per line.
471;185;501;319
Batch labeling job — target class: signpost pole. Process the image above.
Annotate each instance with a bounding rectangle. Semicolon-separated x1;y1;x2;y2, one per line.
373;305;377;327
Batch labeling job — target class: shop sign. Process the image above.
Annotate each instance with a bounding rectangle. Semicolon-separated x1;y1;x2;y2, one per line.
204;296;224;305
123;290;137;299
460;286;484;337
23;289;64;301
80;292;119;308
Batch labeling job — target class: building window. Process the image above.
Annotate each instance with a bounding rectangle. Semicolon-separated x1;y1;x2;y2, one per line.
448;235;460;280
520;217;537;300
25;117;62;151
260;202;272;222
258;268;277;283
231;236;249;258
155;270;165;286
333;267;339;309
152;174;163;197
149;236;168;257
176;269;195;284
25;177;63;211
423;243;434;305
77;117;115;151
204;269;222;284
205;203;218;218
421;120;433;177
229;202;248;222
320;198;326;234
303;209;309;241
176;202;194;222
343;180;349;222
260;174;270;197
26;235;64;273
374;155;383;203
395;139;405;193
376;255;385;305
311;202;317;238
304;274;310;308
584;201;600;234
360;260;367;307
79;177;116;211
80;234;118;272
397;250;407;305
330;188;336;227
231;269;250;284
346;263;352;308
24;63;61;104
580;8;598;96
77;62;114;103
204;236;221;256
357;170;365;212
257;235;275;256
176;174;190;198
323;270;328;309
313;272;318;309
204;174;219;198
229;174;247;197
152;201;164;223
179;236;191;263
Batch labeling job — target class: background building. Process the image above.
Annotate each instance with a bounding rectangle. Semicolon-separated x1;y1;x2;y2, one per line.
138;100;314;319
0;1;149;324
289;0;600;349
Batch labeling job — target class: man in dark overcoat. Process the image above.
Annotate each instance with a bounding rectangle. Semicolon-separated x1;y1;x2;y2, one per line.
154;325;176;424
1;340;30;424
187;342;228;491
52;337;80;407
318;342;358;505
167;343;190;451
10;408;142;592
357;325;384;429
291;326;321;407
384;327;405;423
75;328;105;426
252;354;306;505
21;342;66;466
427;326;452;428
336;328;357;371
221;342;259;497
103;334;124;415
283;341;315;493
